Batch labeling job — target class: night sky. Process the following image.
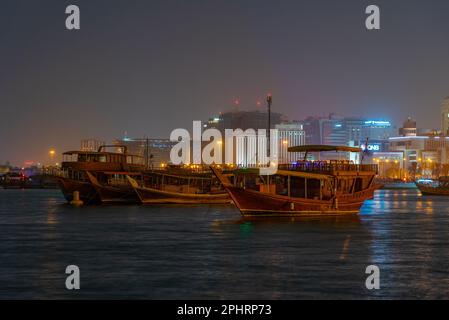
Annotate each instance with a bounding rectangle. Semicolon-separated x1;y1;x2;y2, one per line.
1;0;449;165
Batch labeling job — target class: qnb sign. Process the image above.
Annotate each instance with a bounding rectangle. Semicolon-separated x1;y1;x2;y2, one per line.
361;144;381;151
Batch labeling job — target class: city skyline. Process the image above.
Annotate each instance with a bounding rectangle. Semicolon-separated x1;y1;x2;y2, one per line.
2;0;449;165
0;110;431;168
0;99;446;167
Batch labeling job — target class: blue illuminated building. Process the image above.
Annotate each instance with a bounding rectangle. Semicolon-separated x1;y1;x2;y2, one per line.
297;115;394;156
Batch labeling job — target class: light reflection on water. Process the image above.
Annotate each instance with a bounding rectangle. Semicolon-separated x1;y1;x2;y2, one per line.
2;188;449;299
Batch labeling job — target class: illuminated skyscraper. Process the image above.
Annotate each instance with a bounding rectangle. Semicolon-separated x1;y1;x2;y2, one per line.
275;122;305;164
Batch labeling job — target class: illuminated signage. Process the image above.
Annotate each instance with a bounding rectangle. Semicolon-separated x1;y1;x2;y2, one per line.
361;144;381;151
364;120;391;127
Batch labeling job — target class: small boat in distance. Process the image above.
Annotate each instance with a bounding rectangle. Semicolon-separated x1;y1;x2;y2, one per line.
126;170;231;204
211;145;380;217
415;177;449;195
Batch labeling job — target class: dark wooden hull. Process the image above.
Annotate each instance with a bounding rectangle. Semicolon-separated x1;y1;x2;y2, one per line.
57;177;100;204
209;166;378;217
128;177;231;204
416;183;449;195
222;185;377;217
93;184;139;204
86;172;140;204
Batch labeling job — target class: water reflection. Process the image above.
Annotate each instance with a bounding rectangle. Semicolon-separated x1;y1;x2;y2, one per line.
239;221;253;236
235;215;362;226
3;188;449;299
46;198;60;225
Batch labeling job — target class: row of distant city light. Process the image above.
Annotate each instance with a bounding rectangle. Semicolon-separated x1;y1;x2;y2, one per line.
160;163;237;169
373;157;433;163
372;158;400;164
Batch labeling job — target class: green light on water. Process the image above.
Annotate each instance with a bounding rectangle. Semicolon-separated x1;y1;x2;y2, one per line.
240;222;253;235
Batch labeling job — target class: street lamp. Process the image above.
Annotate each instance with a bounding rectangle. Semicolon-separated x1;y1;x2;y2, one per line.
49;149;56;166
266;93;272;156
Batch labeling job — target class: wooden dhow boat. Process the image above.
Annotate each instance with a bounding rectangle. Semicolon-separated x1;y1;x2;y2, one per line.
57;146;145;204
126;170;231;204
211;145;380;217
415;177;449;195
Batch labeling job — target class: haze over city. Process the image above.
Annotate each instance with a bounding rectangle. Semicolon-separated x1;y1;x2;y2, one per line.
5;0;449;304
2;0;449;165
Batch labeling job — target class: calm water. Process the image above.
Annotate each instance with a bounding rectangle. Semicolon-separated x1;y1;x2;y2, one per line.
1;188;449;299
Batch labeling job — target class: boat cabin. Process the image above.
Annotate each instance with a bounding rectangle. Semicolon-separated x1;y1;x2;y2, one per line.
232;145;378;201
60;146;145;183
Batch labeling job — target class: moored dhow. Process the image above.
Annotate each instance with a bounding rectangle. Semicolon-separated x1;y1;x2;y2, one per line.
57;146;145;204
415;177;449;195
126;169;231;204
211;145;380;217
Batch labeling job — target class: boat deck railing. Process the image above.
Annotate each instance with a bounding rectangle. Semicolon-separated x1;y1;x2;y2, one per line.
277;162;378;174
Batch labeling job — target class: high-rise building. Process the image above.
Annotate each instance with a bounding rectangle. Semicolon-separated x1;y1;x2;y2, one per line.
320;117;348;146
296;115;344;146
206;110;284;132
441;97;449;135
346;118;365;145
204;109;285;166
276;122;306;164
296;115;393;160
